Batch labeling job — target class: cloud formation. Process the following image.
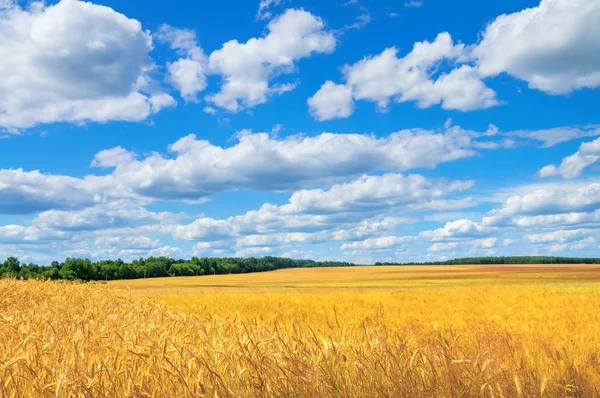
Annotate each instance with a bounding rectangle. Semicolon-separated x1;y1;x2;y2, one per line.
207;9;336;112
540;137;600;179
309;33;498;120
0;0;173;129
157;24;207;102
473;0;600;94
311;0;600;120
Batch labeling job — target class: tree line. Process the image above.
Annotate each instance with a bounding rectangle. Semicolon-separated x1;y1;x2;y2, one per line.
376;256;600;266
3;255;599;282
0;256;354;282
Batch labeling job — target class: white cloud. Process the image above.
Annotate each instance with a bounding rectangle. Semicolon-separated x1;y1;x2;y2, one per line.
91;146;137;168
308;81;354;121
0;0;166;129
149;93;177;113
473;0;600;94
483;182;600;227
0;225;68;244
427;242;457;252
173;173;473;242
472;237;497;249
331;217;413;241
426;236;496;253
430;65;499;111
236;232;316;247
0;123;486;217
203;106;217;115
0;168;114;214
283;174;473;215
526;229;592;244
420;219;494;241
235;247;273;257
32;203;181;232
312;0;600;121
172;218;238;241
0;0;14;9
207;9;336;111
506;125;600;147
341;236;415;250
157;24;207;102
539;137;600;178
91;127;476;201
310;33;497;120
165;59;206;102
147;246;184;258
95;236;160;250
544;237;597;253
256;0;283;20
512;210;600;228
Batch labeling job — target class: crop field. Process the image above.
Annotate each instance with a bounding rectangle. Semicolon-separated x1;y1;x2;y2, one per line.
2;265;600;397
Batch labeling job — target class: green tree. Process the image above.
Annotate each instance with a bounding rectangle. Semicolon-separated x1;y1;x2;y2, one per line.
3;257;21;273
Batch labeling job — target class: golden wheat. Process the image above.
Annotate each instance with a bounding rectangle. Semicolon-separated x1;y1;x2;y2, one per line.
1;271;600;397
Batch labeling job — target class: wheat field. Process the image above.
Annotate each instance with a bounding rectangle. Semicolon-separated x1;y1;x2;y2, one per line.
2;265;600;397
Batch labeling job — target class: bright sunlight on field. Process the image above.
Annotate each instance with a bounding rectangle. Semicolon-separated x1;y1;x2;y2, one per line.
2;265;600;396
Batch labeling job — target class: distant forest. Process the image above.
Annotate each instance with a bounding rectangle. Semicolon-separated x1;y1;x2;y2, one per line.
1;256;599;282
376;256;600;265
0;256;353;281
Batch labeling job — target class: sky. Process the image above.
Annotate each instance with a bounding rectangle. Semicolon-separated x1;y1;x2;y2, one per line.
0;0;599;264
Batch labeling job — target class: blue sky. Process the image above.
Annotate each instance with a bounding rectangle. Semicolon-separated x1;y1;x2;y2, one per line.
1;0;599;264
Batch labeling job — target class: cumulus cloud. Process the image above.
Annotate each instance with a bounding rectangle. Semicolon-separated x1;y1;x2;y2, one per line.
32;203;181;232
0;225;68;244
332;217;414;242
483;182;600;226
512;210;600;229
156;24;207;102
0;0;171;129
173;173;473;241
94;236;160;251
539;137;600;178
149;92;177;112
408;178;600;259
0;123;487;215
420;219;494;241
311;0;600;120
473;0;600;94
525;229;592;244
0;169;114;214
307;81;354;121
282;174;473;215
427;237;495;253
426;242;458;252
207;9;336;111
309;32;498;120
0;0;15;9
341;236;416;250
90;127;477;201
236;232;320;247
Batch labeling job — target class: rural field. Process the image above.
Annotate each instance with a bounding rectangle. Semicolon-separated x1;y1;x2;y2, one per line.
2;265;600;397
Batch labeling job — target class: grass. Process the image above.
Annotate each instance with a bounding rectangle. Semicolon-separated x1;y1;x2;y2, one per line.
2;265;600;396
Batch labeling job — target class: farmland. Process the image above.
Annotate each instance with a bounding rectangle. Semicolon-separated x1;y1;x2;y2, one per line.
2;265;600;396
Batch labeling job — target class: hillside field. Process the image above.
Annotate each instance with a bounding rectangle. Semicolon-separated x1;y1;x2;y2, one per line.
2;265;600;396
